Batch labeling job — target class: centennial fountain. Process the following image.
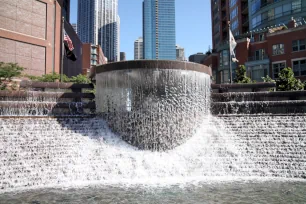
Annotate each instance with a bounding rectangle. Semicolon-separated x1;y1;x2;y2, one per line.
0;60;306;203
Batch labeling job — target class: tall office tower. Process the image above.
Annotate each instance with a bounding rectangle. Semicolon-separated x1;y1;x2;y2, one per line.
249;0;306;30
77;0;120;62
142;0;176;60
211;0;249;50
134;37;143;60
176;45;185;61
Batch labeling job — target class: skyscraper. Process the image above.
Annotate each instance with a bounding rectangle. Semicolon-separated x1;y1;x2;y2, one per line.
142;0;176;60
77;0;120;62
134;37;143;60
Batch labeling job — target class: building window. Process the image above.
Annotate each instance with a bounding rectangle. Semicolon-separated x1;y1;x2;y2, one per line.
222;50;229;66
272;44;284;55
293;59;306;76
292;39;305;52
251;0;261;14
231;19;238;31
292;0;302;13
251;14;261;29
259;33;265;41
230;0;237;8
219;52;223;67
230;7;238;20
250;64;269;82
255;49;265;60
273;62;286;78
220;69;229;83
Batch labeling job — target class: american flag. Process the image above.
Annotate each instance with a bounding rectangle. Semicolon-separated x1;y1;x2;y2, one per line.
64;32;74;51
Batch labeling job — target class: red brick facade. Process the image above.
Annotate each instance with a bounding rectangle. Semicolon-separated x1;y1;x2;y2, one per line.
204;18;306;83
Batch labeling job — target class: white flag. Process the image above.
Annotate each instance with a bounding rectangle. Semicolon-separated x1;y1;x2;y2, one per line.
229;29;238;62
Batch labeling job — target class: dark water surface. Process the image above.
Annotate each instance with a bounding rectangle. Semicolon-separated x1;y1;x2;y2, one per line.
1;180;306;204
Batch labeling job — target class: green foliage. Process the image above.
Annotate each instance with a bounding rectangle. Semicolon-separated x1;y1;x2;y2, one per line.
234;65;252;84
262;75;275;83
0;62;24;91
276;67;304;91
304;81;306;90
68;74;91;84
0;62;23;81
26;73;90;84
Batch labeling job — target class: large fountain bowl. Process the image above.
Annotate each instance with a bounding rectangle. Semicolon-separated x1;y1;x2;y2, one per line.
95;60;212;151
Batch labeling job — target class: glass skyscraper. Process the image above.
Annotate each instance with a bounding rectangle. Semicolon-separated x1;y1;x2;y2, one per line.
142;0;176;60
78;0;120;62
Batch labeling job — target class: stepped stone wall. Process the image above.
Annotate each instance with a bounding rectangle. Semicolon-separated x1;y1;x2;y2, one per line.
217;115;306;178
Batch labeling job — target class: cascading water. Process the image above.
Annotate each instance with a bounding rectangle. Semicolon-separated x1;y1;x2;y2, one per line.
1;61;306;203
1;115;306;193
0;91;91;116
95;69;211;150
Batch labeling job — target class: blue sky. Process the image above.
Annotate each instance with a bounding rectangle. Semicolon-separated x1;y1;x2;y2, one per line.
70;0;212;60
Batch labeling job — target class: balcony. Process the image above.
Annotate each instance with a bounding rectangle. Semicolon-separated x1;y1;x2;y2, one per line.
242;18;249;27
246;55;270;67
222;26;228;32
221;3;226;11
241;3;248;15
248;55;269;61
222;13;227;21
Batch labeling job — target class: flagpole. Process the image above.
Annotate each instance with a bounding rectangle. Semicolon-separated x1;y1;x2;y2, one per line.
60;17;65;82
228;21;233;84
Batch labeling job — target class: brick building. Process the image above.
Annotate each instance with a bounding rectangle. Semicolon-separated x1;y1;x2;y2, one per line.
82;44;107;75
204;18;306;83
0;0;81;77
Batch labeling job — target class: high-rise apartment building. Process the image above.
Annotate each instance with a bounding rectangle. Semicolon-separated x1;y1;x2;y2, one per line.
142;0;176;60
249;0;306;30
211;0;249;50
77;0;120;62
134;37;143;60
176;45;185;61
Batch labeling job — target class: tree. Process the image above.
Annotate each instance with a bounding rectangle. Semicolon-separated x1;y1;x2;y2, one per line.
276;67;304;91
234;65;252;83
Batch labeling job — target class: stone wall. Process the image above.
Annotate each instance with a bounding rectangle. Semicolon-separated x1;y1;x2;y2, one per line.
216;115;306;178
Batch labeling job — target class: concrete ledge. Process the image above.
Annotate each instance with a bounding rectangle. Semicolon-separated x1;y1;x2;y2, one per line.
0;91;95;99
95;60;212;75
20;81;94;89
212;91;306;102
212;83;276;93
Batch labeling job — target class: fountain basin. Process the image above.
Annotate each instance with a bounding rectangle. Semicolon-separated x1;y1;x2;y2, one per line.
95;60;212;151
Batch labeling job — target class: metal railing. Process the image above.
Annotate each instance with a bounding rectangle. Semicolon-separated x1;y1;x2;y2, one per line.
248;55;269;61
